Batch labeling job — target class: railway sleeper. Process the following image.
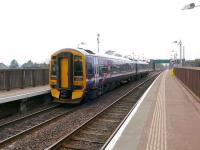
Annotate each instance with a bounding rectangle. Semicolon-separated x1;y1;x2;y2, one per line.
87;122;118;131
80;128;112;136
109;108;130;113
110;105;131;110
90;122;118;130
62;139;102;150
84;126;113;132
71;133;109;144
96;117;120;123
104;112;126;117
108;105;130;110
99;114;125;120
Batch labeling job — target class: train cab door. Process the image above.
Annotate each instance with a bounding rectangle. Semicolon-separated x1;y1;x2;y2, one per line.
56;53;73;90
94;56;99;87
60;58;69;88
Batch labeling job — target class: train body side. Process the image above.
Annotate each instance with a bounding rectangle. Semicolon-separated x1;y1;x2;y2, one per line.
85;55;137;97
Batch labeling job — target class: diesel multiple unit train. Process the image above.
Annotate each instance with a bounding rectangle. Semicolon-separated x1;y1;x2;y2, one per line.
50;48;153;103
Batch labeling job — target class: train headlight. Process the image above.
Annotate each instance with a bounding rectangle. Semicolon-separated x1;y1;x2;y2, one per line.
74;76;83;81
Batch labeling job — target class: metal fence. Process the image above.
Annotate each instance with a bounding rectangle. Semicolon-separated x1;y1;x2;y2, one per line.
174;67;200;98
0;69;49;91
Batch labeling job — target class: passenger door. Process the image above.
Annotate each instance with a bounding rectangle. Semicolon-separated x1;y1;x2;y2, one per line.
94;56;99;87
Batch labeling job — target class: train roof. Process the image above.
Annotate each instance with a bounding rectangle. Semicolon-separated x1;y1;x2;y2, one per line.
136;60;149;65
76;48;138;63
53;48;148;64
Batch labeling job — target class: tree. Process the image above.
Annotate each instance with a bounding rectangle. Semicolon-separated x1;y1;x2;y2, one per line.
22;60;49;69
21;60;34;68
9;59;19;69
38;63;49;68
0;63;8;69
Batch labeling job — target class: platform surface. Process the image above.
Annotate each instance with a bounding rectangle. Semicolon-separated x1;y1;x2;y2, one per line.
106;70;200;150
0;85;50;104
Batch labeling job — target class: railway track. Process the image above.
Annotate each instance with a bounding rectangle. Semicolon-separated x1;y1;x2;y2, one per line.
0;104;59;128
46;72;159;150
0;104;77;147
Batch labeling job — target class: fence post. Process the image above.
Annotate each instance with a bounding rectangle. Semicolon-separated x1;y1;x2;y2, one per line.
6;70;10;91
20;70;24;89
198;71;200;98
32;69;36;87
42;69;46;85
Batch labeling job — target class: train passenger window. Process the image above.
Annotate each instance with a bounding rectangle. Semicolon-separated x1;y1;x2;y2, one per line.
87;63;93;75
74;55;82;61
51;60;56;75
74;56;83;76
101;66;108;73
111;66;116;73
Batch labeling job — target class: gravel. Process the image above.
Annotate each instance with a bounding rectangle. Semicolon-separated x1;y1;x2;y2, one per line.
0;103;57;127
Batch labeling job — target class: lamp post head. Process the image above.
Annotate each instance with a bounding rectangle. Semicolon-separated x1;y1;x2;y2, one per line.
80;42;86;45
77;42;87;49
182;3;195;10
173;40;182;45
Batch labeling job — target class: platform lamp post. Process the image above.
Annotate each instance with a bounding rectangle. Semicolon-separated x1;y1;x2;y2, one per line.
173;40;182;66
182;46;185;65
171;50;177;67
181;3;200;10
97;33;100;53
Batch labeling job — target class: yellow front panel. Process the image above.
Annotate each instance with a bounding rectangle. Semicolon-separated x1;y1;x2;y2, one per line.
72;90;84;99
60;58;68;88
51;89;60;99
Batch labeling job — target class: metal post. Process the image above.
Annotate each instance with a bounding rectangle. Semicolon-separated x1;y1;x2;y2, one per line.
179;41;182;66
183;46;185;66
97;33;100;53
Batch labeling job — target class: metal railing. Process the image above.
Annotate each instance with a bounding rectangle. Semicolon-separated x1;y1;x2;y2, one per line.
174;67;200;98
0;69;49;91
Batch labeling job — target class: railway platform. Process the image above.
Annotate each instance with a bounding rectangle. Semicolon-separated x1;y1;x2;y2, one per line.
106;70;200;150
0;85;50;104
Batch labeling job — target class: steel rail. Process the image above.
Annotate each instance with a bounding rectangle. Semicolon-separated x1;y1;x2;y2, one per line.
0;104;60;129
0;105;78;147
100;72;161;149
45;72;160;150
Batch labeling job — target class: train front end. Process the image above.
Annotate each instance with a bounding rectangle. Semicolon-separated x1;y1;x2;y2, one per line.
49;49;86;103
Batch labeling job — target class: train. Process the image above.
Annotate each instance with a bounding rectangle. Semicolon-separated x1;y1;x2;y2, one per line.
49;48;153;103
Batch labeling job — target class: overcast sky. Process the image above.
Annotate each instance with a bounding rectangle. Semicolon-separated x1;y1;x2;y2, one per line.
0;0;200;65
